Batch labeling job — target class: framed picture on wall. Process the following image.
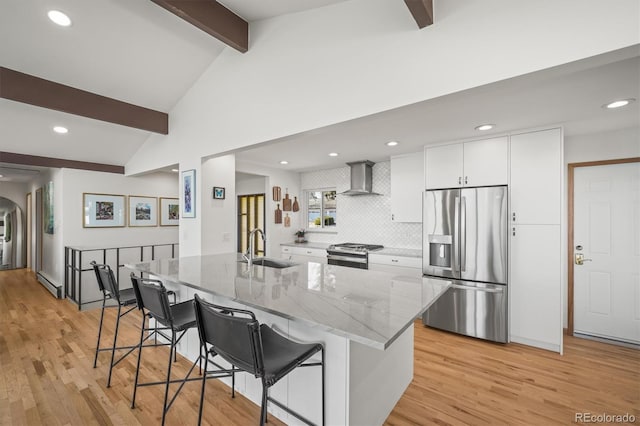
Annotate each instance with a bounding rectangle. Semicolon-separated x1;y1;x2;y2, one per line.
182;169;196;218
128;195;158;227
213;186;225;200
83;193;126;228
160;197;179;226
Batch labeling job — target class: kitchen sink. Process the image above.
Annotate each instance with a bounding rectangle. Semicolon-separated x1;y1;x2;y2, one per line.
239;257;298;269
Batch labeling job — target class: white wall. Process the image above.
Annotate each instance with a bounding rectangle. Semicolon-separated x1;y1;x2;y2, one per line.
561;126;640;327
126;0;639;175
565;126;639;163
236;161;301;257
300;161;422;249
201;155;236;255
236;174;266;196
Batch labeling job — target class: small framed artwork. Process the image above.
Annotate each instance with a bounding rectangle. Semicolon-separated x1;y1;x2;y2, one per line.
182;169;196;218
128;195;158;227
83;193;126;228
213;187;225;200
160;197;179;226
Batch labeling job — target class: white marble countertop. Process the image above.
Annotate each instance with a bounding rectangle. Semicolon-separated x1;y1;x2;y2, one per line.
280;242;331;249
374;247;422;258
127;253;449;350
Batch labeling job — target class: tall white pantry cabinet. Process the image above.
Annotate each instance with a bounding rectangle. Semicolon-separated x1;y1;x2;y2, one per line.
509;127;563;353
424;128;563;352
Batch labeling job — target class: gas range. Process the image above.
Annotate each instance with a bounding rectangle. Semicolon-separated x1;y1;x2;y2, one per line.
326;243;384;269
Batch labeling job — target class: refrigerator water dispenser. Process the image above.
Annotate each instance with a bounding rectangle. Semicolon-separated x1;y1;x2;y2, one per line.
428;234;452;269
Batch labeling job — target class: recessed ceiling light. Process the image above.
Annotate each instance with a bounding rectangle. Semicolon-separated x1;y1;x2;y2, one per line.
603;98;635;109
386;141;399;147
0;175;3;178
171;168;179;172
53;126;68;134
280;160;289;165
328;152;339;157
48;10;72;27
475;124;495;131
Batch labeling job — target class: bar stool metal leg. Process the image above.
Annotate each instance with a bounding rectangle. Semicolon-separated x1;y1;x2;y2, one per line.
131;312;147;409
161;331;176;425
197;342;209;426
106;304;122;387
93;294;107;368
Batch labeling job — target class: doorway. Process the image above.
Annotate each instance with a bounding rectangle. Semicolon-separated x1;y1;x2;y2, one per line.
35;188;43;273
237;193;265;256
26;192;32;271
568;157;640;345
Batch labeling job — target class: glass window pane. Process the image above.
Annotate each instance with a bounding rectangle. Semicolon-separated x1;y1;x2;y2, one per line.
305;189;337;229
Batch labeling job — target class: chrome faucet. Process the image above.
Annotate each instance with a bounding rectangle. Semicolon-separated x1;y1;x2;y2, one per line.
244;228;265;267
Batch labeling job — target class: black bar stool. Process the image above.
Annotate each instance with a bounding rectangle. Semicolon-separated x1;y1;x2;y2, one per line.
129;275;203;425
91;261;139;387
193;293;325;426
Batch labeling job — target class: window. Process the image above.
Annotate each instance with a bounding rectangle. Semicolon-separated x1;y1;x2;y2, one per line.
307;189;337;229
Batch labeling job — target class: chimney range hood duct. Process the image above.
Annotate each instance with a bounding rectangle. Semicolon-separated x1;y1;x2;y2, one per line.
341;160;381;196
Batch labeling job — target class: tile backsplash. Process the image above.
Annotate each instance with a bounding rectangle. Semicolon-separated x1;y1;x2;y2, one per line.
301;161;422;249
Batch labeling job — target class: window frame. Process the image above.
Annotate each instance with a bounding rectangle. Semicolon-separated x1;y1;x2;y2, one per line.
304;188;338;232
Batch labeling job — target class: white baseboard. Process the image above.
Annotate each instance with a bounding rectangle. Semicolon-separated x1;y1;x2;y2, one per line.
37;272;62;299
510;335;561;353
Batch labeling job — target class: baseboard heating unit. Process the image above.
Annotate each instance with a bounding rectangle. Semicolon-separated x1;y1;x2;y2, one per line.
37;272;62;299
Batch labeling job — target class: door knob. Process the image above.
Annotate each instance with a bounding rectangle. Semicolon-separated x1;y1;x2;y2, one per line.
575;253;592;265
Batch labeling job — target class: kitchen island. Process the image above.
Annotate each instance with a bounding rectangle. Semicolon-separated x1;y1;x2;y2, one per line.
127;253;449;425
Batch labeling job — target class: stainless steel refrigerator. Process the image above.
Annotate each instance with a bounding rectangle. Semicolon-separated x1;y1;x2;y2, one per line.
422;186;508;343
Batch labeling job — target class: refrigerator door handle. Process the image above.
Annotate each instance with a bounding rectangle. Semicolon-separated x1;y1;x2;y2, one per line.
460;196;466;272
454;196;460;273
450;284;504;293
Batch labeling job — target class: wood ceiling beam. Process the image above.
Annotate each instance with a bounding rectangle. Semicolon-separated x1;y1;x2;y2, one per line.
0;152;124;174
150;0;248;53
404;0;434;28
0;67;168;134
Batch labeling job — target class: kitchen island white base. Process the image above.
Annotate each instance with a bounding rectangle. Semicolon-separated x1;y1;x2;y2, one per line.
162;283;414;426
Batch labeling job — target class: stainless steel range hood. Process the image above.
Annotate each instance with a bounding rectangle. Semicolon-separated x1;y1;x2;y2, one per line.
341;160;381;196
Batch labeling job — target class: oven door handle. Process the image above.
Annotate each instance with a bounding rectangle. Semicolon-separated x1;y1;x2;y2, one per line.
327;254;367;264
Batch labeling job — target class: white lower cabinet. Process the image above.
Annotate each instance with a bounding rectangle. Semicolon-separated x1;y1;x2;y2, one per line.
368;254;422;277
509;224;562;352
281;246;327;264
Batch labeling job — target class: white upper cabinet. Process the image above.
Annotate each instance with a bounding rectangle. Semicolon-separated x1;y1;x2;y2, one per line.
425;137;508;189
425;143;463;189
510;128;562;225
390;152;424;223
463;136;509;187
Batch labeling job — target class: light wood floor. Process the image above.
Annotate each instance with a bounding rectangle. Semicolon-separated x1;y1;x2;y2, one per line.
1;269;638;425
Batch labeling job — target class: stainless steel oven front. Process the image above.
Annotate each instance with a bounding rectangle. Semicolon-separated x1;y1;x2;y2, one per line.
326;253;368;269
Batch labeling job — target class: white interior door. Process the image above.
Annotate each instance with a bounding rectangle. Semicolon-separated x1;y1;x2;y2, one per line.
573;162;640;344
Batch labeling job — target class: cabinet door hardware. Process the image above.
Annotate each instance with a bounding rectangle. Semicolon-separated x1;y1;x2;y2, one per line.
512;212;516;222
512;227;516;236
458;176;462;185
464;176;468;185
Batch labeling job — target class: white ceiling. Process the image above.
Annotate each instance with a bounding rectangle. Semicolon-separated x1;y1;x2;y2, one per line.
0;0;347;175
0;0;638;181
236;48;640;172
